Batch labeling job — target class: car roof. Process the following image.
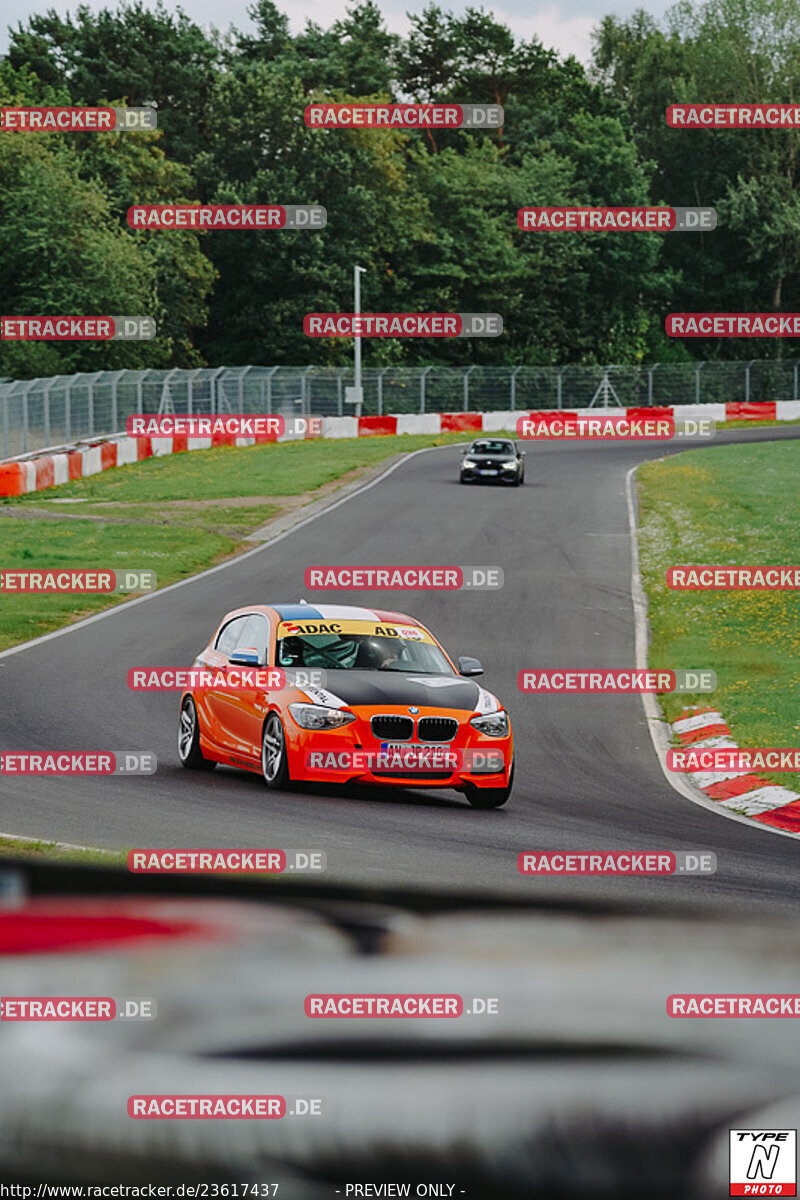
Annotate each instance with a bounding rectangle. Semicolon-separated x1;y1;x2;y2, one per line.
217;603;420;625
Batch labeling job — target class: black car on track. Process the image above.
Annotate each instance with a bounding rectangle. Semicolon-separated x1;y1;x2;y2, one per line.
459;438;525;486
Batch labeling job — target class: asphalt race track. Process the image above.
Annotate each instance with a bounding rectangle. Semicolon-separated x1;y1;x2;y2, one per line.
2;426;799;911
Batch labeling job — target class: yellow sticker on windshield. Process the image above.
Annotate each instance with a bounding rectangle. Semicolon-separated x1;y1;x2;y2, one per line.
277;619;435;644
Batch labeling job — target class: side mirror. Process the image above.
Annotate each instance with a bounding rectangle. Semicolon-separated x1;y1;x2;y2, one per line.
229;647;262;667
458;655;484;677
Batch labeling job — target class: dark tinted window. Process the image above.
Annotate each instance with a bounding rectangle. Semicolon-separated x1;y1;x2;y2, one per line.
277;632;453;675
470;440;515;456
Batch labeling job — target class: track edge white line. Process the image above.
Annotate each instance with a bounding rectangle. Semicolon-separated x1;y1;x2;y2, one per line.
625;461;800;841
0;443;452;663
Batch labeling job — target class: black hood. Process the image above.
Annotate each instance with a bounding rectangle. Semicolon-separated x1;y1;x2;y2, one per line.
310;670;482;712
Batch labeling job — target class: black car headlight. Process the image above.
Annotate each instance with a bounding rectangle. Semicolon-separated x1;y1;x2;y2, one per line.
462;458;478;468
289;703;356;730
501;460;517;470
469;710;510;737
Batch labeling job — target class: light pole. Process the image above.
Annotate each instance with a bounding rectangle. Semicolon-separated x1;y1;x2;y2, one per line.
352;264;366;418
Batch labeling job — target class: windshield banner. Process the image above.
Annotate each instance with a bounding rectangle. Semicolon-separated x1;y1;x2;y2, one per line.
277;619;436;643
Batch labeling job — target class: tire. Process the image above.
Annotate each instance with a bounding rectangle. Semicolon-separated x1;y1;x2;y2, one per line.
465;760;514;808
261;711;291;789
178;695;217;771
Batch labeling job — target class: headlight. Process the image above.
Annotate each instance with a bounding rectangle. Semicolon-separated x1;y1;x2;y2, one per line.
501;460;517;469
462;458;478;468
289;703;355;730
469;710;509;737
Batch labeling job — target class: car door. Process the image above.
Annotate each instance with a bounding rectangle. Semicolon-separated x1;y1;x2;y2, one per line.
197;614;250;753
224;613;271;755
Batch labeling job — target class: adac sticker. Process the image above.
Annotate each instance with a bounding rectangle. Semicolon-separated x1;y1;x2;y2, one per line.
278;620;434;643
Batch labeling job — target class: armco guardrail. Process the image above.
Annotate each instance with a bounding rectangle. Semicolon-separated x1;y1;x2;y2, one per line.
3;400;800;498
3;358;800;460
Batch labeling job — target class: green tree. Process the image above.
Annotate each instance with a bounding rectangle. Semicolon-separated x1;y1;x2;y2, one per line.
0;133;167;376
591;0;800;358
196;62;430;364
234;0;292;63
76;127;216;364
293;1;399;95
7;2;221;160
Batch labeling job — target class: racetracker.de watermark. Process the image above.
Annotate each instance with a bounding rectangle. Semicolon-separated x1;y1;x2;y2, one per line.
304;103;503;128
668;566;800;589
518;206;717;231
126;415;323;438
127;205;325;229
1;317;156;340
518;669;717;693
667;313;800;336
128;668;286;691
0;997;156;1020
128;1095;324;1118
0;569;156;593
516;413;715;440
304;313;502;337
1;106;156;130
667;994;800;1016
305;748;507;773
303;566;503;590
668;748;800;772
305;994;484;1016
667;103;800;127
127;849;326;872
0;752;155;775
517;851;717;874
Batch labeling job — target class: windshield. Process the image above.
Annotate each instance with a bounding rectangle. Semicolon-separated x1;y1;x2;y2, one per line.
469;440;515;456
277;631;455;674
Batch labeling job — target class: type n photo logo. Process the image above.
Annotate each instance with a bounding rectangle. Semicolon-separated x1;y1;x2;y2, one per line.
730;1130;797;1196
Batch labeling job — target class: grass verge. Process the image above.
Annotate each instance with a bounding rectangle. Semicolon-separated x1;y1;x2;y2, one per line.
2;433;469;503
0;432;468;649
0;835;125;866
637;437;800;792
0;837;291;878
718;417;800;430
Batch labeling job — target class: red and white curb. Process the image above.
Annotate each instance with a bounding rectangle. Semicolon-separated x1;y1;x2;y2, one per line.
3;398;800;499
670;708;800;834
626;462;800;840
1;411;495;497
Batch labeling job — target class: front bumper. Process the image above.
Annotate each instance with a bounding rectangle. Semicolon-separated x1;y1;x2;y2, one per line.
461;464;520;483
285;706;513;790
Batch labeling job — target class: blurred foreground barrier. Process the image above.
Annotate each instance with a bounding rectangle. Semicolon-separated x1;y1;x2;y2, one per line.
0;876;797;1195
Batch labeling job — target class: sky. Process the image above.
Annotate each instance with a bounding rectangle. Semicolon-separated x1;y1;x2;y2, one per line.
0;0;673;64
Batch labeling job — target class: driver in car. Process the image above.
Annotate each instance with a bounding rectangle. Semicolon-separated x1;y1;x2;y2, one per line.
363;638;401;670
279;636;305;665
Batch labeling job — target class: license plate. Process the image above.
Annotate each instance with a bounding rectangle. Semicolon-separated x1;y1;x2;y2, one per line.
378;744;453;771
479;468;499;476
